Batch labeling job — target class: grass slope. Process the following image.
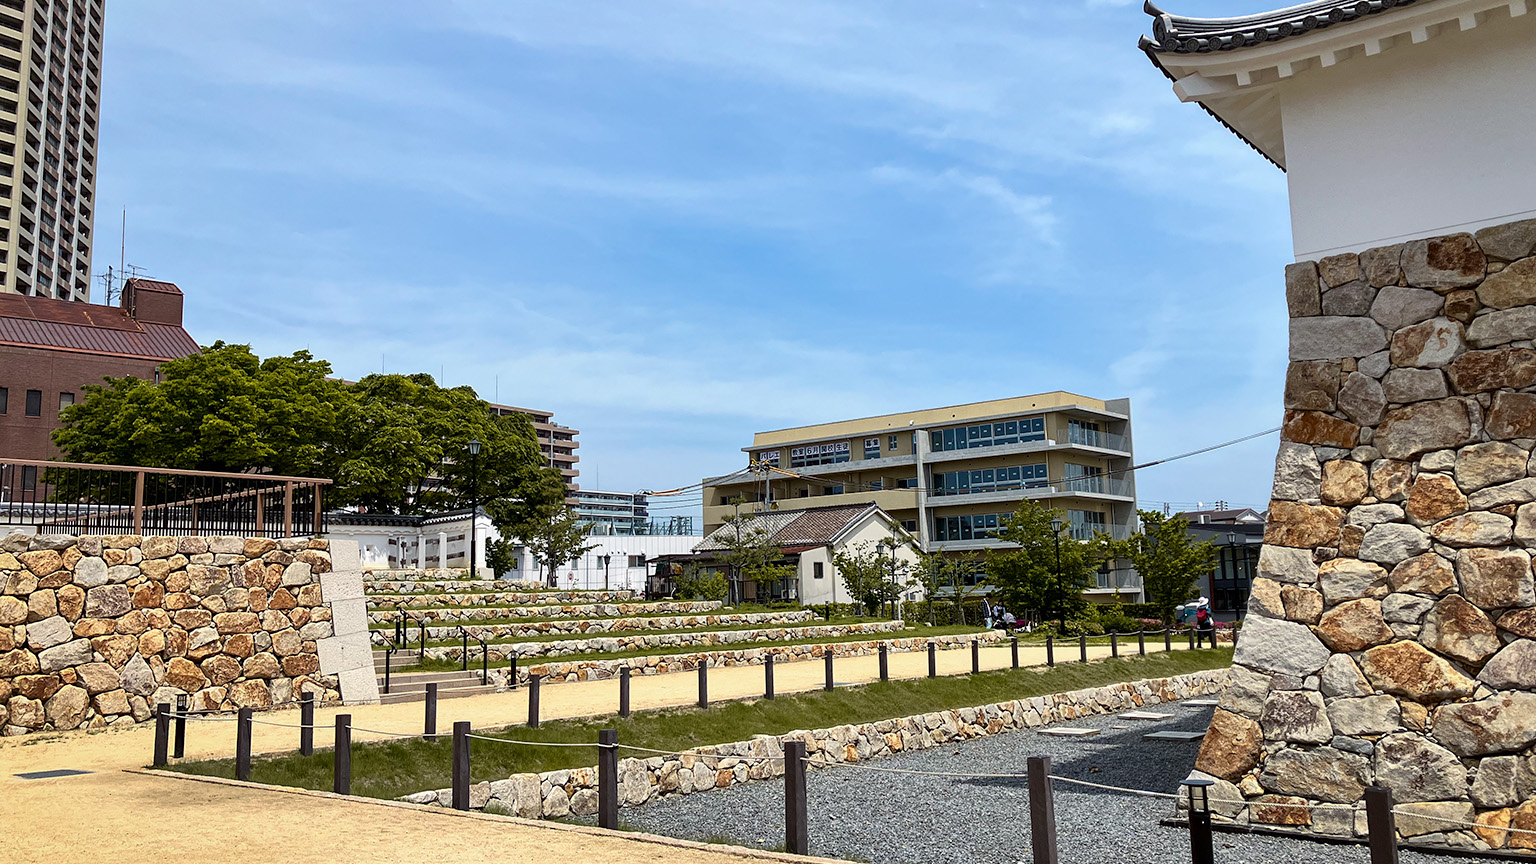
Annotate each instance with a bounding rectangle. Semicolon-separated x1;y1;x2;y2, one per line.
164;648;1232;801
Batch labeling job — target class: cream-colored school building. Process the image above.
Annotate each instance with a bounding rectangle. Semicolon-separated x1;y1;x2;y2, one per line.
701;392;1141;598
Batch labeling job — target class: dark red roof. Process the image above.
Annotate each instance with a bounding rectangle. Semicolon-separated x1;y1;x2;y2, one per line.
0;292;200;361
129;278;183;295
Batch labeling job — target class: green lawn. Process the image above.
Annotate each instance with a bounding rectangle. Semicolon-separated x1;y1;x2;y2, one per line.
162;648;1232;800
369;608;808;633
397;616;898;649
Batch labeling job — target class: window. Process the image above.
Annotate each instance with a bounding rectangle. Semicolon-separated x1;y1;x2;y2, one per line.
627;555;646;569
932;513;1004;542
1063;463;1104;494
1068;419;1102;448
24;388;41;416
756;450;780;466
864;438;880;460
58;391;72;410
900;520;918;532
790;441;850;468
1067;509;1107;540
813;562;824;579
21;464;37;491
0;386;6;413
826;485;844;495
929;416;1045;452
888;435;898;451
868;481;882;491
896;477;918;489
931;463;1047;496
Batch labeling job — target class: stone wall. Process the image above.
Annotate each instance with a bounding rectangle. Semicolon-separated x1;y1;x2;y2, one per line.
368;599;718;621
1197;217;1536;851
428;619;909;663
411;609;815;641
0;533;377;736
403;668;1230;817
493;630;1005;687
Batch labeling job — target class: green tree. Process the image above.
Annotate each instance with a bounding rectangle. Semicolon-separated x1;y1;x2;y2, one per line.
522;506;599;588
985;500;1109;627
674;563;729;601
831;541;906;616
910;548;987;625
52;344;563;518
1112;510;1218;625
717;514;792;602
485;537;520;578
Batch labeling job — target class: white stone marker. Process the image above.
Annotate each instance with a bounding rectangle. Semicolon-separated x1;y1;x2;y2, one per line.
1039;727;1101;738
1143;731;1206;741
1184;699;1219;707
1120;711;1174;721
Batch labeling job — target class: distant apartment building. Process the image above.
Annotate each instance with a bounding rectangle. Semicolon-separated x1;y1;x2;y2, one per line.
573;489;647;535
0;278;199;463
0;0;106;302
487;402;579;501
701;392;1140;598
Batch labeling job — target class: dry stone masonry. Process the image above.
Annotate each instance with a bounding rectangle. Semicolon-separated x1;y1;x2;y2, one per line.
0;534;377;736
1200;217;1536;851
404;668;1228;817
423;619;908;663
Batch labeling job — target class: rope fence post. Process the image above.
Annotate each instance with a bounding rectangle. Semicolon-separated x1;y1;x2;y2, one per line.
452;721;471;811
1011;636;1019;669
509;653;518;690
333;714;352;795
1164;628;1172;652
153;702;170;767
173;694;188;758
927;641;937;678
1079;634;1087;663
784;740;808;857
1188;628;1196;651
1110;632;1119;658
619;667;631;718
426;682;439;741
879;643;888;682
1026;756;1057;864
765;654;775;700
971;639;980;674
598;729;619;830
824;650;834;691
236;707;253;782
1365;786;1399;864
300;691;314;756
528;675;542;728
698;661;709;708
1046;635;1054;667
1138;630;1146;656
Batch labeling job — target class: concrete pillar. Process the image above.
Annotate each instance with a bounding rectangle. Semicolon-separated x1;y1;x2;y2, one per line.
437;531;448;570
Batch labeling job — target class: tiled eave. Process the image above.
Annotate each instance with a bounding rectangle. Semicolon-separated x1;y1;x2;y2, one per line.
1140;0;1529;168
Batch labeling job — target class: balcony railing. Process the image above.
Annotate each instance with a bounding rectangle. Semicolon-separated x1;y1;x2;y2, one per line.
1094;568;1141;590
1066;428;1129;452
0;458;330;538
1060;475;1133;497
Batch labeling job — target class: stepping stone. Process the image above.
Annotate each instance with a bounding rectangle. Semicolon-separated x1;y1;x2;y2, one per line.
1121;711;1174;721
1184;699;1219;706
1039;727;1101;738
14;769;92;779
1143;731;1206;741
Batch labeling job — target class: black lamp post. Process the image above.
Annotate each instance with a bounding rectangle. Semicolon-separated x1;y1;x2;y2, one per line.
1181;777;1216;864
1049;517;1064;626
881;538;897;620
467;439;482;579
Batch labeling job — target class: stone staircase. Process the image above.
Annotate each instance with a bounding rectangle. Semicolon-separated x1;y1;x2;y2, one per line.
372;648;498;705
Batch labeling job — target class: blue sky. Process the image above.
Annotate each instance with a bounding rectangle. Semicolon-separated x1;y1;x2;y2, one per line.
95;1;1295;520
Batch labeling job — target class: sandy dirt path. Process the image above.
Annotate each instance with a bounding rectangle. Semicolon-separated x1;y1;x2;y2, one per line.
1;638;1184;863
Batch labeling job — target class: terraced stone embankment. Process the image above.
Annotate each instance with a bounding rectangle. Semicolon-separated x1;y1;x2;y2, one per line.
366;600;725;625
424;619;907;662
366;587;638;604
398;609;814;639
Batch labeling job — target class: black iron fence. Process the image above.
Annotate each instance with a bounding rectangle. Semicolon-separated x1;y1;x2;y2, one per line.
0;458;330;538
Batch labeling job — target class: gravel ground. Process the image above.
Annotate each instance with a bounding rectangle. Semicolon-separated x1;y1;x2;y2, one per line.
610;698;1465;864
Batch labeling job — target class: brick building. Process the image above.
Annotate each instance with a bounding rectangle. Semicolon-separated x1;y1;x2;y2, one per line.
0;277;199;460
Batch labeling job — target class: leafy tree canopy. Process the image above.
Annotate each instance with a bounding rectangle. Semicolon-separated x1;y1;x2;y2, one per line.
984;500;1112;626
54;342;564;517
832;539;907;616
1111;510;1218;625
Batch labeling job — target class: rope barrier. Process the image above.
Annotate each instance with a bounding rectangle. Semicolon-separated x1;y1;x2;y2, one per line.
163;712;237;722
823;761;1024;779
463;734;602;748
1047;774;1180;800
245;718;313;730
348;725;427;739
1388;809;1536;837
614;743;788;762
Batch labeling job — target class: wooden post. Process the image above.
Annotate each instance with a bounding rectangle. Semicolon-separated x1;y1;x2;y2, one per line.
528;675;541;728
1079;634;1088;663
1165;628;1172;652
299;692;314;756
1188;628;1197;650
255;491;265;534
1138;630;1146;656
1045;635;1054;667
235;707;253;781
509;653;518;689
1027;756;1058;864
927;641;936;678
598;729;619;830
765;654;775;700
312;483;323;535
784;740;808;856
619;667;631;718
333;714;352;795
971;639;980;674
698;661;709;708
283;481;295;539
452;721;471;811
173;694;187;758
1011;636;1019;669
153;702;170;766
425;683;438;740
1110;632;1119;658
1365;786;1400;864
878;643;888;682
132;471;145;535
190;501;199;534
824;650;834;691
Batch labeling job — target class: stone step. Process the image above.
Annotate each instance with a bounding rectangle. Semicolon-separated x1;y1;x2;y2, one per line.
379;673;490;692
378;685;499;706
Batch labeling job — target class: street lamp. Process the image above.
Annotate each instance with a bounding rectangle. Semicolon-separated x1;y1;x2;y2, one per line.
880;537;898;620
467;439;482;579
1049;517;1064;626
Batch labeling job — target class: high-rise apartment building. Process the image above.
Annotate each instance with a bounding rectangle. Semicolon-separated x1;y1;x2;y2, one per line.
0;0;104;303
487;402;580;502
701;392;1142;598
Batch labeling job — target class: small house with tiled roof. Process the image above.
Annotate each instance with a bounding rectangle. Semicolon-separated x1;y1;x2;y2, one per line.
0;277;200;462
673;503;921;606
